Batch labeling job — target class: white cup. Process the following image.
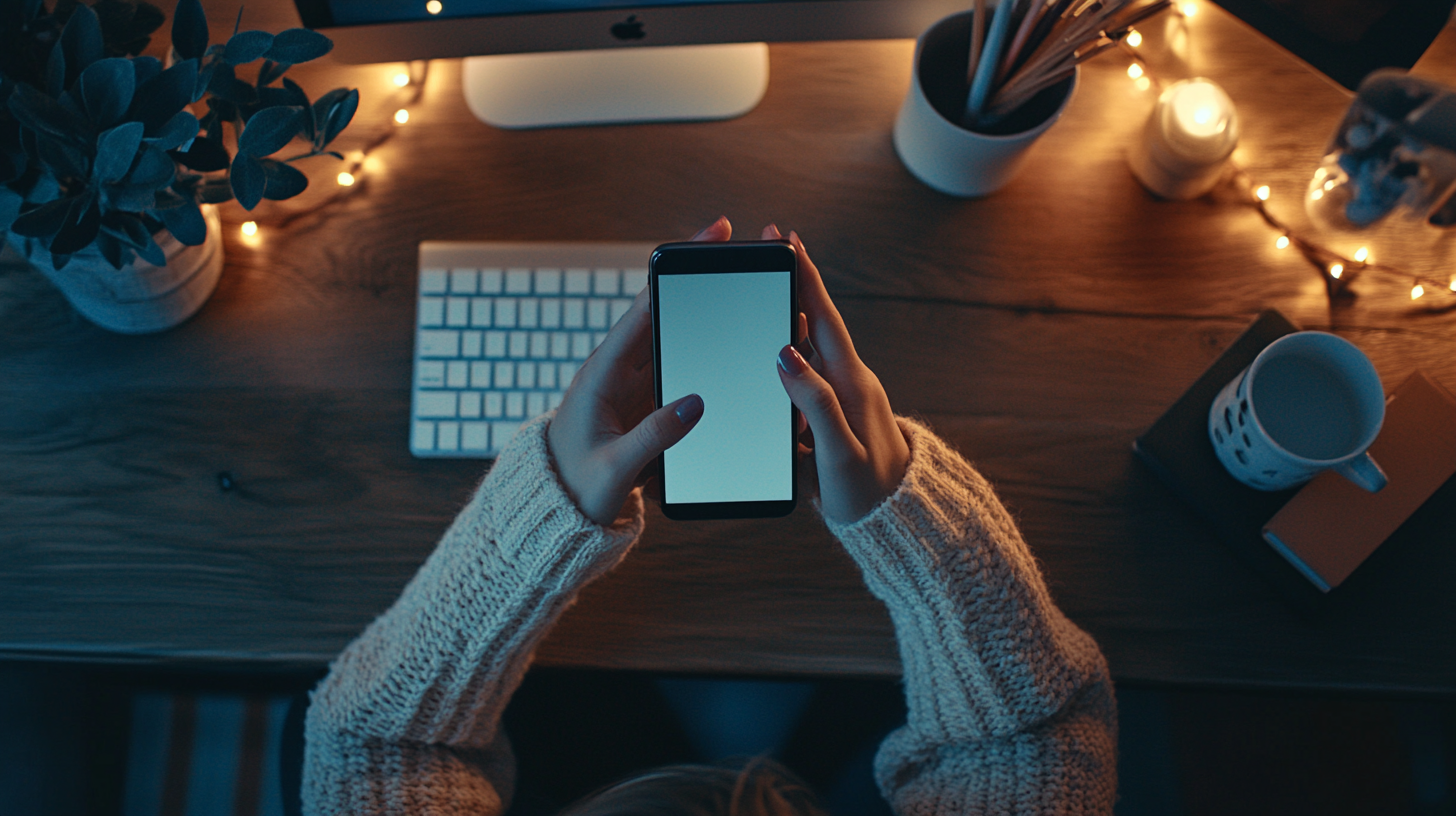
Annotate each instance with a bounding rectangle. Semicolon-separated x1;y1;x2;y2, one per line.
892;10;1077;198
1209;332;1387;492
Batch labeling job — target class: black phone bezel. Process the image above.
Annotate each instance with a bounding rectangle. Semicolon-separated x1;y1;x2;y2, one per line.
650;240;799;521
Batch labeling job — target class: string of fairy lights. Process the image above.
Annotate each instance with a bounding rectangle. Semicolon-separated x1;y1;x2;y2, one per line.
1121;1;1456;305
237;1;1453;307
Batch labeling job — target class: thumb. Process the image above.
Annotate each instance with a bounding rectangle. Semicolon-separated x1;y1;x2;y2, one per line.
613;394;705;477
777;345;858;461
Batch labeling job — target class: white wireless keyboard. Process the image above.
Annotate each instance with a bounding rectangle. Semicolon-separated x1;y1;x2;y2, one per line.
411;242;659;458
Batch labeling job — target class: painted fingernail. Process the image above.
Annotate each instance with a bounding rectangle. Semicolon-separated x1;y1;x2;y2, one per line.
766;223;782;239
676;394;704;424
778;345;808;376
692;216;728;240
789;231;805;252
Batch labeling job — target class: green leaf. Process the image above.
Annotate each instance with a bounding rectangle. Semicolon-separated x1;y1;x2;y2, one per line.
136;233;165;266
8;84;93;144
257;59;290;87
107;181;157;212
229;151;265;209
132;56;162;88
223;31;273;65
58;4;104;87
156;198;205;244
100;210;152;248
143;110;199;151
11;197;72;239
124;143;175;189
94;121;144;183
309;87;350;141
263;29;332;65
79;58;135;130
198;178;234;204
170;0;210;61
285;78;314;141
128;58;197;134
320;88;358;147
36;132;90;179
45;31;66;96
261;158;307;200
49;193;101;255
96;230;126;268
172;137;230;172
238;105;300;158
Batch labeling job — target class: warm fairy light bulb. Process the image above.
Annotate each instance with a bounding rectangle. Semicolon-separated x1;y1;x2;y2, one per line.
1135;76;1151;91
241;221;258;237
394;108;410;124
1412;283;1425;299
1329;263;1343;279
1128;63;1144;80
1311;188;1324;200
1449;277;1456;292
1255;185;1270;201
337;171;356;186
1276;235;1290;249
393;72;410;87
425;0;442;13
1323;179;1336;191
1353;246;1369;262
1182;2;1197;16
1126;30;1143;47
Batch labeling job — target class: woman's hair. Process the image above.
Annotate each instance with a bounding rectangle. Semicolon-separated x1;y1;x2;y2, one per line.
556;756;828;816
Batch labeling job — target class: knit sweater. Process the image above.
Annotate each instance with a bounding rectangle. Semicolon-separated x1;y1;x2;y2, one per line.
303;413;1117;815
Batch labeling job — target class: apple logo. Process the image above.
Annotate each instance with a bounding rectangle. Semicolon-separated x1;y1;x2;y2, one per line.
611;14;646;40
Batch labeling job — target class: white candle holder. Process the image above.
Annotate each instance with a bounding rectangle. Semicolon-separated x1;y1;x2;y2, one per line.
1128;77;1239;199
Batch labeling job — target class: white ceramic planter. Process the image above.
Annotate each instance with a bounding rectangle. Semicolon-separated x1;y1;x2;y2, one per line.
9;205;223;334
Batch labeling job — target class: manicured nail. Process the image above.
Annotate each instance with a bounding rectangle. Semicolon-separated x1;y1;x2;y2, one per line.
766;223;782;239
675;394;704;424
778;345;808;376
789;231;805;252
692;216;728;240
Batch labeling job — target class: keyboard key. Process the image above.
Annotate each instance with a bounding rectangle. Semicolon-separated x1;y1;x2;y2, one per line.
539;362;557;389
485;331;507;358
471;361;492;388
485;392;503;418
508;331;529;358
494;298;517;328
416;360;445;388
623;269;649;294
594;269;620;296
412;420;435;449
519;298;539;328
540;298;562;328
610;298;633;325
529;332;549;358
571;332;592;359
494;361;515;388
421;269;449;294
550;332;570;358
506;269;533;294
419;330;460;358
450;269;478;294
446;297;470;327
462;331;483;357
437;421;460;451
548;392;564;410
417;391;457;418
418;297;444;327
527;392;546;416
461;422;489;450
518;362;536;388
565;269;592;294
479;269;503;294
460;392;482;418
446;360;468;388
471;298;492;327
492;421;522;448
563;300;585;328
506;392;525;418
587;299;608;329
536;269;562;294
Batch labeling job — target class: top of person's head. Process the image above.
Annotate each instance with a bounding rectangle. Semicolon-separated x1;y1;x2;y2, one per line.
558;757;827;816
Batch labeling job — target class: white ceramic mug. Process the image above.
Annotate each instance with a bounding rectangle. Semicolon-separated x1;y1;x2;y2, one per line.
892;10;1077;198
1209;331;1387;492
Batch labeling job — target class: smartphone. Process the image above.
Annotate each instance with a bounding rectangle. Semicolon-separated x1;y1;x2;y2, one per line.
650;240;799;520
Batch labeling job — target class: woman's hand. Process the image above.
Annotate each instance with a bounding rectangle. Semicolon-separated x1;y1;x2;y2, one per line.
544;218;732;526
773;228;910;524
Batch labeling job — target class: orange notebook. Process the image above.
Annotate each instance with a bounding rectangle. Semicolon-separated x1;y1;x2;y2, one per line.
1262;371;1456;592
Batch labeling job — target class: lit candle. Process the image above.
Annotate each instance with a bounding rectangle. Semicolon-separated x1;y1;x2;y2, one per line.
1128;78;1239;199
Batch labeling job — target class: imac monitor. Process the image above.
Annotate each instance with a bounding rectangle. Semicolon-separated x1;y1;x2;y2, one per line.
291;0;966;127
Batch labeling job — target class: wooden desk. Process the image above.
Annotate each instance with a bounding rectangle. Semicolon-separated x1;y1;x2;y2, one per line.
4;1;1456;693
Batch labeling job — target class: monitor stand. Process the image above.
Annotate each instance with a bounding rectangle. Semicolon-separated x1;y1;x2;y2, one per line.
461;43;769;129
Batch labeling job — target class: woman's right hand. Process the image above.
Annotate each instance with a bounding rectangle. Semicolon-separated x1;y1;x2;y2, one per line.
771;228;910;525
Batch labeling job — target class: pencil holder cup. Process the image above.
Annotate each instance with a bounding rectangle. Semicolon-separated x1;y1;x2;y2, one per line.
893;10;1078;198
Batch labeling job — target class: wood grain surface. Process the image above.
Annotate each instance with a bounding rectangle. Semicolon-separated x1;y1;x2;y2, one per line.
4;0;1456;691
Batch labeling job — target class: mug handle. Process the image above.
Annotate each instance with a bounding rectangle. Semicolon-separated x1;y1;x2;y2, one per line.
1335;452;1388;493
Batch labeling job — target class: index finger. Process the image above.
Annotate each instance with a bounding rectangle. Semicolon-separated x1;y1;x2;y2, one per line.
790;231;858;366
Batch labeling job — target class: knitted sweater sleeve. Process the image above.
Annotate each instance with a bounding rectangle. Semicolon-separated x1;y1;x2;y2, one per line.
825;418;1117;815
301;413;643;816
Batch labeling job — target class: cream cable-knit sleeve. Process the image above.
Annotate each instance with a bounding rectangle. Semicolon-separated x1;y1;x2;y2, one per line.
827;418;1117;815
302;413;643;816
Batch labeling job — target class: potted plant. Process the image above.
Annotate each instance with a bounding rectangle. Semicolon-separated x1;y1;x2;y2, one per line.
1;0;358;333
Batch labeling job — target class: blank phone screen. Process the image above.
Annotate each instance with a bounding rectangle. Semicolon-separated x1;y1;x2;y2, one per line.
657;270;793;505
